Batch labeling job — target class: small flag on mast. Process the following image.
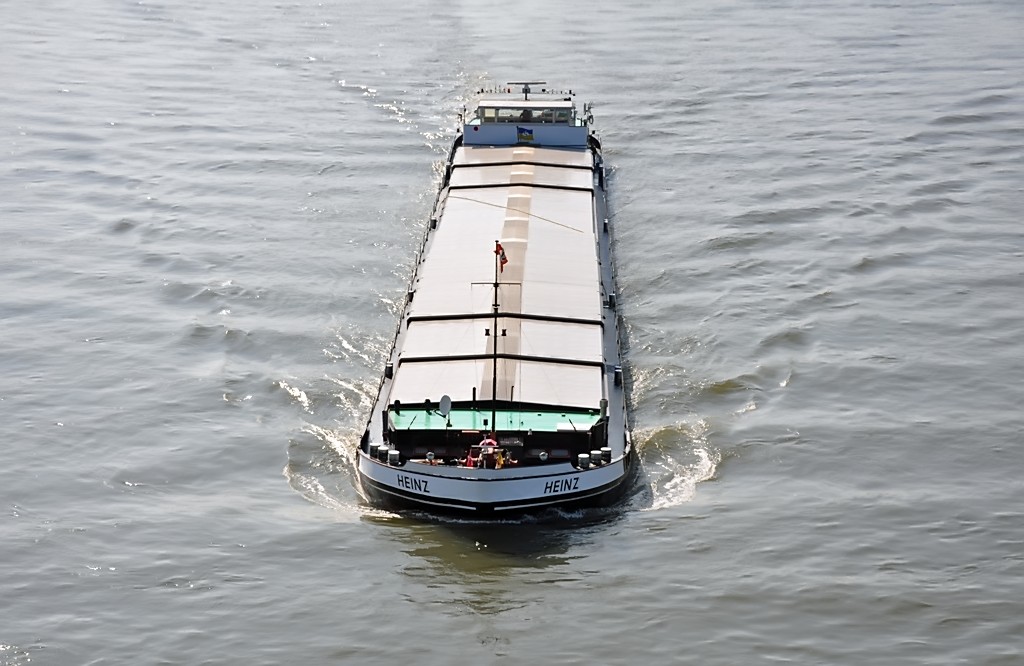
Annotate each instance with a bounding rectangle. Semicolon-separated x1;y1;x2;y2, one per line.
494;241;508;272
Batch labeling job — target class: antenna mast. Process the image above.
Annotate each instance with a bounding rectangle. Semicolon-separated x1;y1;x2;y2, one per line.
491;240;501;435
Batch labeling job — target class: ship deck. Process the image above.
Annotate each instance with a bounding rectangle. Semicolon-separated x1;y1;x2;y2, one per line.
390;143;608;411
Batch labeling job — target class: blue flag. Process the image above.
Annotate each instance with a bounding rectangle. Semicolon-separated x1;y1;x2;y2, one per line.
516;126;534;142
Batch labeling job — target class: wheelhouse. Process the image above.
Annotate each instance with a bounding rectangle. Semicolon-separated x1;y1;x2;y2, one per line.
469;99;578;126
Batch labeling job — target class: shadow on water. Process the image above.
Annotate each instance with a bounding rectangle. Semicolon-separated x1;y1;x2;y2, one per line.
392;527;587;616
361;511;632;620
286;418;717;618
353;425;715;617
345;508;634;618
354;440;703;570
369;508;626;560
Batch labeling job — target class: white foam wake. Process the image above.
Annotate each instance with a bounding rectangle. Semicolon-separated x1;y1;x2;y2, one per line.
632;420;719;511
645;446;717;511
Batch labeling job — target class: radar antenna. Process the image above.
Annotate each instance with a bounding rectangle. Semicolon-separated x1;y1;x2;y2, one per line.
506;80;546;101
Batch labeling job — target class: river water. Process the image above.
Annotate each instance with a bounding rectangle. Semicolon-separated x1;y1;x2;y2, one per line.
2;0;1022;664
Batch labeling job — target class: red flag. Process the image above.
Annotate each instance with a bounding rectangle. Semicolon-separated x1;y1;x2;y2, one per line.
494;241;508;272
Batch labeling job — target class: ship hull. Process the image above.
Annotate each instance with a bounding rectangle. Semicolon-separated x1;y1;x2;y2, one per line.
357;448;635;516
356;83;630;519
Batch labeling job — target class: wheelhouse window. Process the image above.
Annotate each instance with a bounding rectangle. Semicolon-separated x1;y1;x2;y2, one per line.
476;106;573;124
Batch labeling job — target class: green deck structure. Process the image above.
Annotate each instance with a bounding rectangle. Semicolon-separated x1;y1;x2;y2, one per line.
388;407;601;432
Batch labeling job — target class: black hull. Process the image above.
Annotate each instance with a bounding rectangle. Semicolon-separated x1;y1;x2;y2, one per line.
359;450;636;519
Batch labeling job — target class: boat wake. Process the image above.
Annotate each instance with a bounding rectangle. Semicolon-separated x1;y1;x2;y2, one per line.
283;422;401;522
286;416;718;522
629;420;719;512
280;365;715;521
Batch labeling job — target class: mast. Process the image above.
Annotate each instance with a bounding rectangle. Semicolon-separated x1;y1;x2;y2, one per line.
491;239;501;436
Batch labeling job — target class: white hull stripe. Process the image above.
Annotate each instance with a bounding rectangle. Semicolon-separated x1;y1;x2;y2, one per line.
358;455;628;511
360;473;627;512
